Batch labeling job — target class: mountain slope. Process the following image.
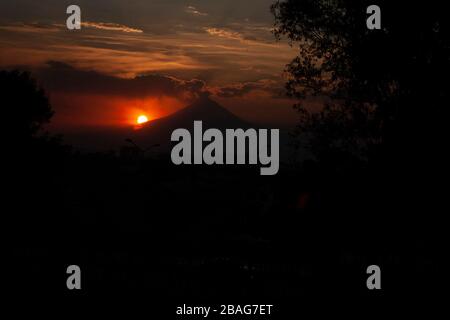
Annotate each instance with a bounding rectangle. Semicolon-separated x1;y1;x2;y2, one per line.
132;96;252;149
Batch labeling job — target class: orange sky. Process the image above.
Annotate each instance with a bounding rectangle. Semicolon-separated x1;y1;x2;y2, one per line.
49;93;185;128
0;0;300;130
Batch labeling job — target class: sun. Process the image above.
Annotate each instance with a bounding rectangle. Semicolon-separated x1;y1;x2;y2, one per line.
137;115;149;124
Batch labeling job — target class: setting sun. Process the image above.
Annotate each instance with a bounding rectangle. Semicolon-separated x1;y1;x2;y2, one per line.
137;115;149;124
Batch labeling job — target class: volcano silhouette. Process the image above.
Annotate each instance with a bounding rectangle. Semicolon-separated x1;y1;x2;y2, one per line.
132;95;251;150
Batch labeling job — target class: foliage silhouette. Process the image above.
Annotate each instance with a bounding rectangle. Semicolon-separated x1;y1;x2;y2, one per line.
2;70;70;238
271;1;448;295
1;70;54;142
272;0;448;164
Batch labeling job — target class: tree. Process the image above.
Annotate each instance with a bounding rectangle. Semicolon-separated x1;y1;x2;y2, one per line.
2;70;71;240
0;70;54;142
271;0;449;164
1;69;70;174
271;2;448;278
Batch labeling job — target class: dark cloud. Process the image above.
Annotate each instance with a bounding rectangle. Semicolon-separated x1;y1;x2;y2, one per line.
35;61;289;101
0;0;276;30
212;79;286;98
37;61;206;99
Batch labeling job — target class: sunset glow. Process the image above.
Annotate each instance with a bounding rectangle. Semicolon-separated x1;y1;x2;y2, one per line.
137;115;149;124
0;0;299;132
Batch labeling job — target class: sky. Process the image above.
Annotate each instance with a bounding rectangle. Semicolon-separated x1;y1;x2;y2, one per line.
0;0;300;131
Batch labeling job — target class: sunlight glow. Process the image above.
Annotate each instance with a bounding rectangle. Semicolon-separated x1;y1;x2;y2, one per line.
137;115;149;124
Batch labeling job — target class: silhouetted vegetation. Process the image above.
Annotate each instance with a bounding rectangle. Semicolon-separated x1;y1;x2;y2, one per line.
272;0;448;165
272;0;447;298
1;70;53;139
3;70;70;238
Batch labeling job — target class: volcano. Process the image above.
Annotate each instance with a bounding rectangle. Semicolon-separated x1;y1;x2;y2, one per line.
132;95;251;150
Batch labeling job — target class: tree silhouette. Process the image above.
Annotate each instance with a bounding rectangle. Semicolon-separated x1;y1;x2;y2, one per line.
272;0;449;164
271;2;448;286
1;70;54;142
2;70;68;204
2;70;72;249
